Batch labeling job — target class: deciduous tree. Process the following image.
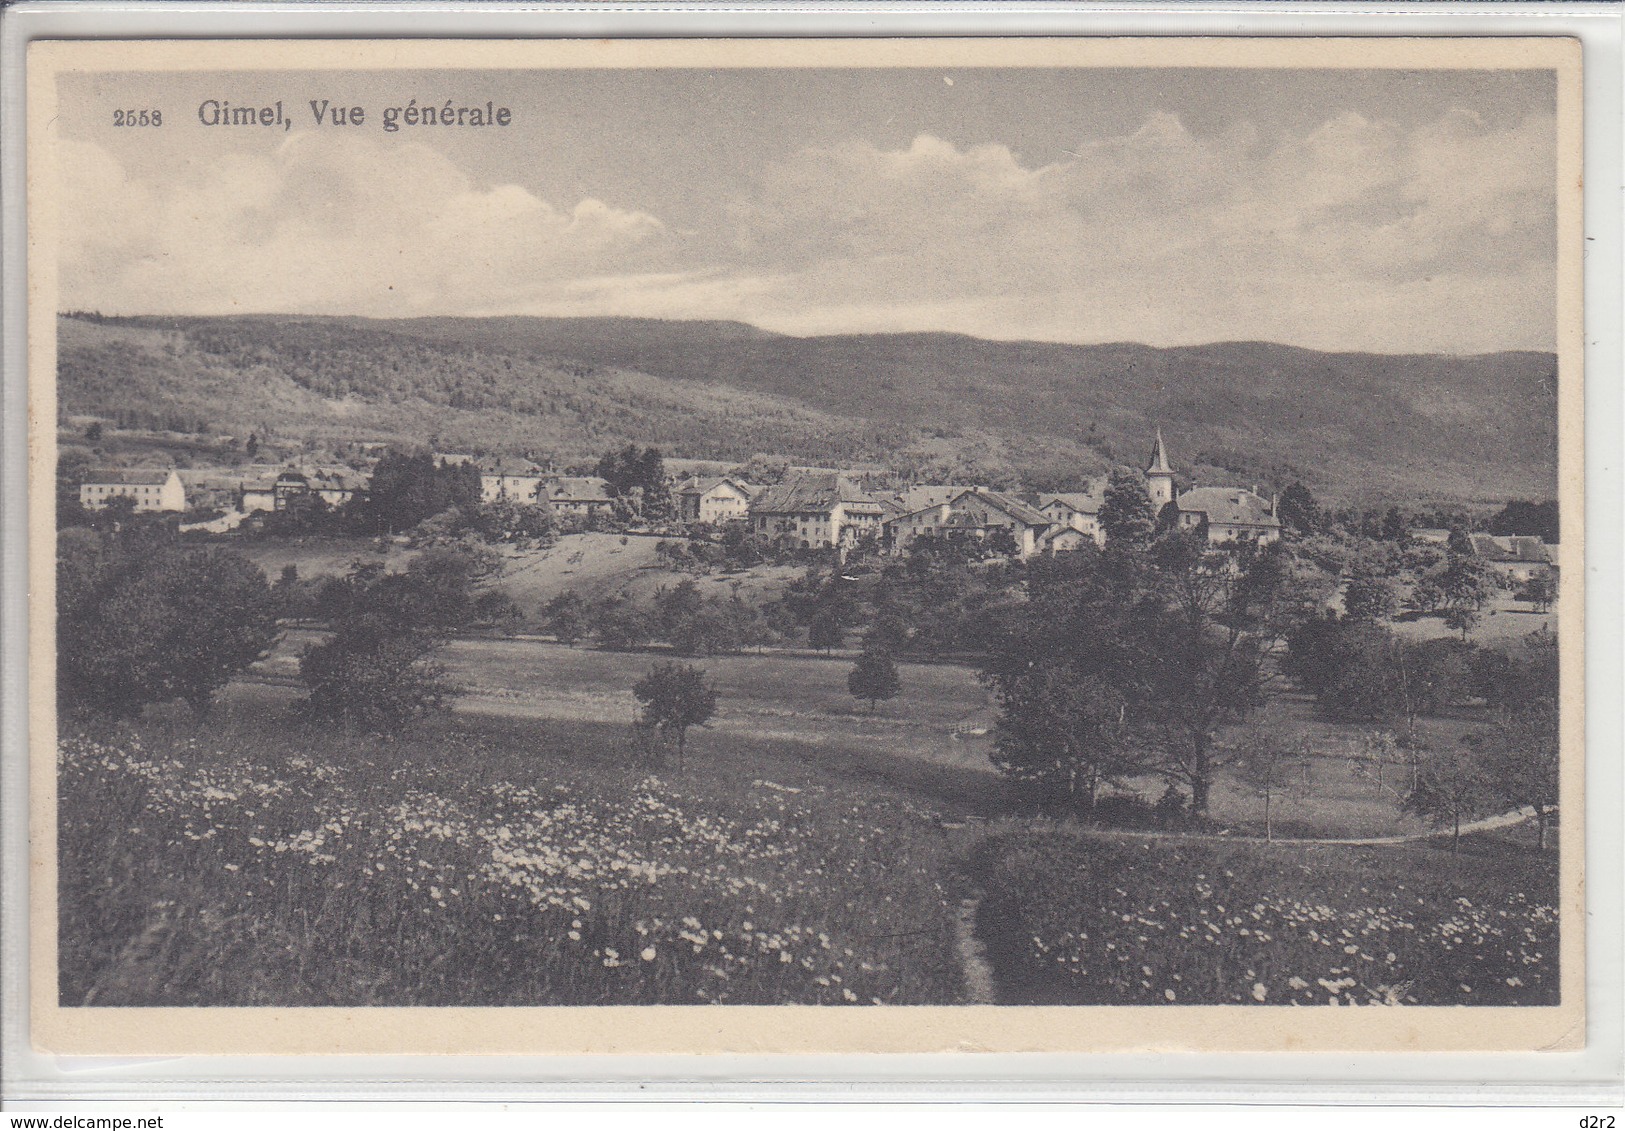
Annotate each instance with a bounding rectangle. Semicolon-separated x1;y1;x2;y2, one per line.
1277;482;1321;536
298;556;487;730
1404;741;1493;855
632;661;717;771
1100;466;1155;548
1129;535;1313;817
847;648;902;712
1234;724;1301;842
980;546;1145;817
57;534;279;719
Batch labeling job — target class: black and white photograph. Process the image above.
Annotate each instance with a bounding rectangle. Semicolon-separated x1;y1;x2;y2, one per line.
26;37;1584;1054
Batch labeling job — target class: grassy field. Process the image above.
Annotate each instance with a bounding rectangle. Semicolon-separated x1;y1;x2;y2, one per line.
973;825;1559;1006
1391;595;1557;647
58;701;968;1007
254;629;1003;777
246;631;1473;837
58;692;1558;1008
235;532;807;619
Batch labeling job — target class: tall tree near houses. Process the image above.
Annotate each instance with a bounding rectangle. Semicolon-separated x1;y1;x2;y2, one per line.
636;447;673;521
1099;466;1156;548
1276;482;1321;536
1434;553;1493;640
980;546;1147;817
1128;533;1314;818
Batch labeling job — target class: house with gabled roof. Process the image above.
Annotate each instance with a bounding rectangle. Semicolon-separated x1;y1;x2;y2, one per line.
1143;432;1281;546
543;476;616;518
1039;484;1107;548
885;487;1052;559
477;457;549;505
1038;525;1097;555
675;476;757;525
80;468;187;513
1169;486;1282;545
238;466;365;514
1468;533;1556;583
749;472;882;549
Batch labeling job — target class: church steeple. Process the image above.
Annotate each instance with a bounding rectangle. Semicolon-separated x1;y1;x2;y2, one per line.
1145;429;1175;509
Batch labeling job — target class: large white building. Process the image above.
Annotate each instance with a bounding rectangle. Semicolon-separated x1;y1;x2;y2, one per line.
885;487;1052;559
477;457;549;504
239;467;365;513
80;469;187;512
1039;485;1106;548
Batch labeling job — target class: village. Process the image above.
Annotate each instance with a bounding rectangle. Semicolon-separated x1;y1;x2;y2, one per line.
70;428;1559;587
57;409;1565;1012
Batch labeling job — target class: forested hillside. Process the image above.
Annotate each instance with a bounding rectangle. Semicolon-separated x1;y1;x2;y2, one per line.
57;313;1559;503
56;315;920;469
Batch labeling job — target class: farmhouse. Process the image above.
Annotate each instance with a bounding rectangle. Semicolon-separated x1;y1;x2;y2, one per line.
749;472;884;549
1468;533;1556;583
1039;485;1106;548
239;467;365;513
478;457;548;505
886;488;1052;559
80;468;187;512
543;476;616;518
675;476;757;524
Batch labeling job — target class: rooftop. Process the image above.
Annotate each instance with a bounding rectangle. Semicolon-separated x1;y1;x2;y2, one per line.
1176;486;1280;528
84;468;176;486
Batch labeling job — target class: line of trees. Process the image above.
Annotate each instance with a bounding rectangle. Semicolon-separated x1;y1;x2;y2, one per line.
58;506;518;733
58;524;281;720
980;533;1319;820
1288;610;1560;850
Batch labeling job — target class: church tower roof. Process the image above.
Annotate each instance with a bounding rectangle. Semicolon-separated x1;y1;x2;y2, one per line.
1146;428;1173;475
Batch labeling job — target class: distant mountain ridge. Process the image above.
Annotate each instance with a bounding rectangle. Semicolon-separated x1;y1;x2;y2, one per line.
56;313;1558;505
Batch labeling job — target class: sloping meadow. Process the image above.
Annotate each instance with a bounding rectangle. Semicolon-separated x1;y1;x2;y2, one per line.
58;715;964;1007
974;828;1558;1007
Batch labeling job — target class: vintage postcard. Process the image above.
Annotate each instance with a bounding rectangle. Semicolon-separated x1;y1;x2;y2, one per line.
26;37;1585;1056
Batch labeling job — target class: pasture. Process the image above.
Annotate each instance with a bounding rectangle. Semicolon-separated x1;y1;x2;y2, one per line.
61;536;1558;1007
974;825;1559;1006
248;631;1484;838
58;701;968;1007
235;531;807;619
57;691;1557;1008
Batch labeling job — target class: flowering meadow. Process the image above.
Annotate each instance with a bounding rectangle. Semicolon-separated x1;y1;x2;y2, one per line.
58;712;963;1006
975;829;1559;1006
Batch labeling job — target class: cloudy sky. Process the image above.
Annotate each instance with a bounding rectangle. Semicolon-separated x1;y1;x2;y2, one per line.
56;66;1558;354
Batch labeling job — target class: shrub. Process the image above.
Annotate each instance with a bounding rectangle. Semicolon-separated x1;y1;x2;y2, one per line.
57;531;279;718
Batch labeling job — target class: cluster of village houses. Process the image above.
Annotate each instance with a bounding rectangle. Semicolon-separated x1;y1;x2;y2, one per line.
76;432;1557;580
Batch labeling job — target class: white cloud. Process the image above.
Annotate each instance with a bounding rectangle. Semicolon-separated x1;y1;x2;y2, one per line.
59;107;1557;353
721;111;1557;353
60;132;669;317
